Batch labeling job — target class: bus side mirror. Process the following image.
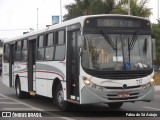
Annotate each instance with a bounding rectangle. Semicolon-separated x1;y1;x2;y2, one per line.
78;36;84;48
152;39;156;61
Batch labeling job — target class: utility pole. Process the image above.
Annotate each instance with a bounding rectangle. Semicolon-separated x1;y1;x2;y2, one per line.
60;0;62;22
37;8;39;30
158;0;159;20
157;0;160;23
128;0;131;15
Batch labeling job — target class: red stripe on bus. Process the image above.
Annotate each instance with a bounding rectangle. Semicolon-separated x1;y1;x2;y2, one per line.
15;70;64;80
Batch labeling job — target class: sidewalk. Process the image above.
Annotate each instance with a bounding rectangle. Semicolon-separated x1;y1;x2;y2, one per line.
155;86;160;91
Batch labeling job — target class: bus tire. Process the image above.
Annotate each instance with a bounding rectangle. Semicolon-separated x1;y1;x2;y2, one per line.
108;102;123;109
15;78;29;99
55;83;71;111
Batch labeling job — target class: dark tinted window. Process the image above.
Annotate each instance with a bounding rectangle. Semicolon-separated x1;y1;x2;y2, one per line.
37;35;45;61
21;50;27;61
54;45;65;60
15;51;21;61
58;30;65;44
3;44;9;63
44;33;54;60
22;40;28;50
38;35;44;47
21;40;28;61
54;30;66;61
37;48;45;60
55;30;65;44
45;47;54;60
47;33;54;46
17;41;21;51
15;41;21;61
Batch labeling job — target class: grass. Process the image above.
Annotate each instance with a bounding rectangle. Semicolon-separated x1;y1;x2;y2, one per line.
154;72;160;86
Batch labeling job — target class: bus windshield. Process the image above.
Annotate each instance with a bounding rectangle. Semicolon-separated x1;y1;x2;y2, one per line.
81;33;152;71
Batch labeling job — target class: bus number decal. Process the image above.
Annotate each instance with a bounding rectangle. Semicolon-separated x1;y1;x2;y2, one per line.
136;79;142;85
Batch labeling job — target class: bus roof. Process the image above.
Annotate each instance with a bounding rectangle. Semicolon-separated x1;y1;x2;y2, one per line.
4;14;150;43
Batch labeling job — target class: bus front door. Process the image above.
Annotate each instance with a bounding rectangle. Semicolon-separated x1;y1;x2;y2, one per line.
67;30;80;101
28;39;36;92
9;44;14;87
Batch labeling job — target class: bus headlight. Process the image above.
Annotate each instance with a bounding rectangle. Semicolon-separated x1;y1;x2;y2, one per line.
92;84;103;91
147;78;155;87
82;76;103;92
142;79;154;89
150;78;155;84
82;76;91;85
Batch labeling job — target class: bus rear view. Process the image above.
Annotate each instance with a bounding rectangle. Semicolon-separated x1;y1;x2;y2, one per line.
79;15;154;108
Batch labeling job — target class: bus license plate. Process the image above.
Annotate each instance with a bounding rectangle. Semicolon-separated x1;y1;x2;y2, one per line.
118;92;129;98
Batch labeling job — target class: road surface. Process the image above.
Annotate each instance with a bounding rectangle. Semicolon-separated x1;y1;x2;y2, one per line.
0;76;160;119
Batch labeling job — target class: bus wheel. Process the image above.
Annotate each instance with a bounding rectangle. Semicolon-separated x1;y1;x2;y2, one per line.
15;78;29;99
55;83;70;111
108;102;123;109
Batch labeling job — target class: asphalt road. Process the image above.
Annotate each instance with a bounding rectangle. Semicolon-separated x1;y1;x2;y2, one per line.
0;76;160;120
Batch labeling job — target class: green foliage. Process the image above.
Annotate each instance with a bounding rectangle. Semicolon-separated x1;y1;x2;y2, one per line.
152;23;160;63
112;0;152;17
63;0;152;21
63;0;115;21
154;72;160;85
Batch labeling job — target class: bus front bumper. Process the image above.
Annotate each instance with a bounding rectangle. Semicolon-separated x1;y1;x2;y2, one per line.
80;84;154;104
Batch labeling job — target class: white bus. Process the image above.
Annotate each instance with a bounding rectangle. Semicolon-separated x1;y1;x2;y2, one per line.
2;14;155;111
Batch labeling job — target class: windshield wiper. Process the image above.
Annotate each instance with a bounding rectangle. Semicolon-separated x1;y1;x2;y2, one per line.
101;31;117;50
128;38;130;62
128;32;138;62
101;31;119;62
129;32;138;50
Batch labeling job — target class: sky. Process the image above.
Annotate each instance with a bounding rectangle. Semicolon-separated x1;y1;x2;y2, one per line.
0;0;159;40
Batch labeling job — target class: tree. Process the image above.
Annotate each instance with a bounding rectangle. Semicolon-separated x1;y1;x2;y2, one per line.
63;0;152;21
63;0;115;21
112;0;152;17
152;23;160;65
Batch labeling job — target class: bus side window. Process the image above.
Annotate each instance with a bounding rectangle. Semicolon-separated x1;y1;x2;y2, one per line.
37;35;45;61
3;44;9;63
15;41;22;61
54;30;66;61
45;33;54;60
21;40;28;61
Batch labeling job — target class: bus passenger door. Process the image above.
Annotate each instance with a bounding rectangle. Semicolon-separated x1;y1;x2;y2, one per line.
9;44;14;87
28;39;36;92
2;43;14;87
67;30;80;101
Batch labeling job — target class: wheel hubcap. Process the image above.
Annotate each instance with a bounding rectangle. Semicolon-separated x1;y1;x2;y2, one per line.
57;90;64;106
16;84;20;95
